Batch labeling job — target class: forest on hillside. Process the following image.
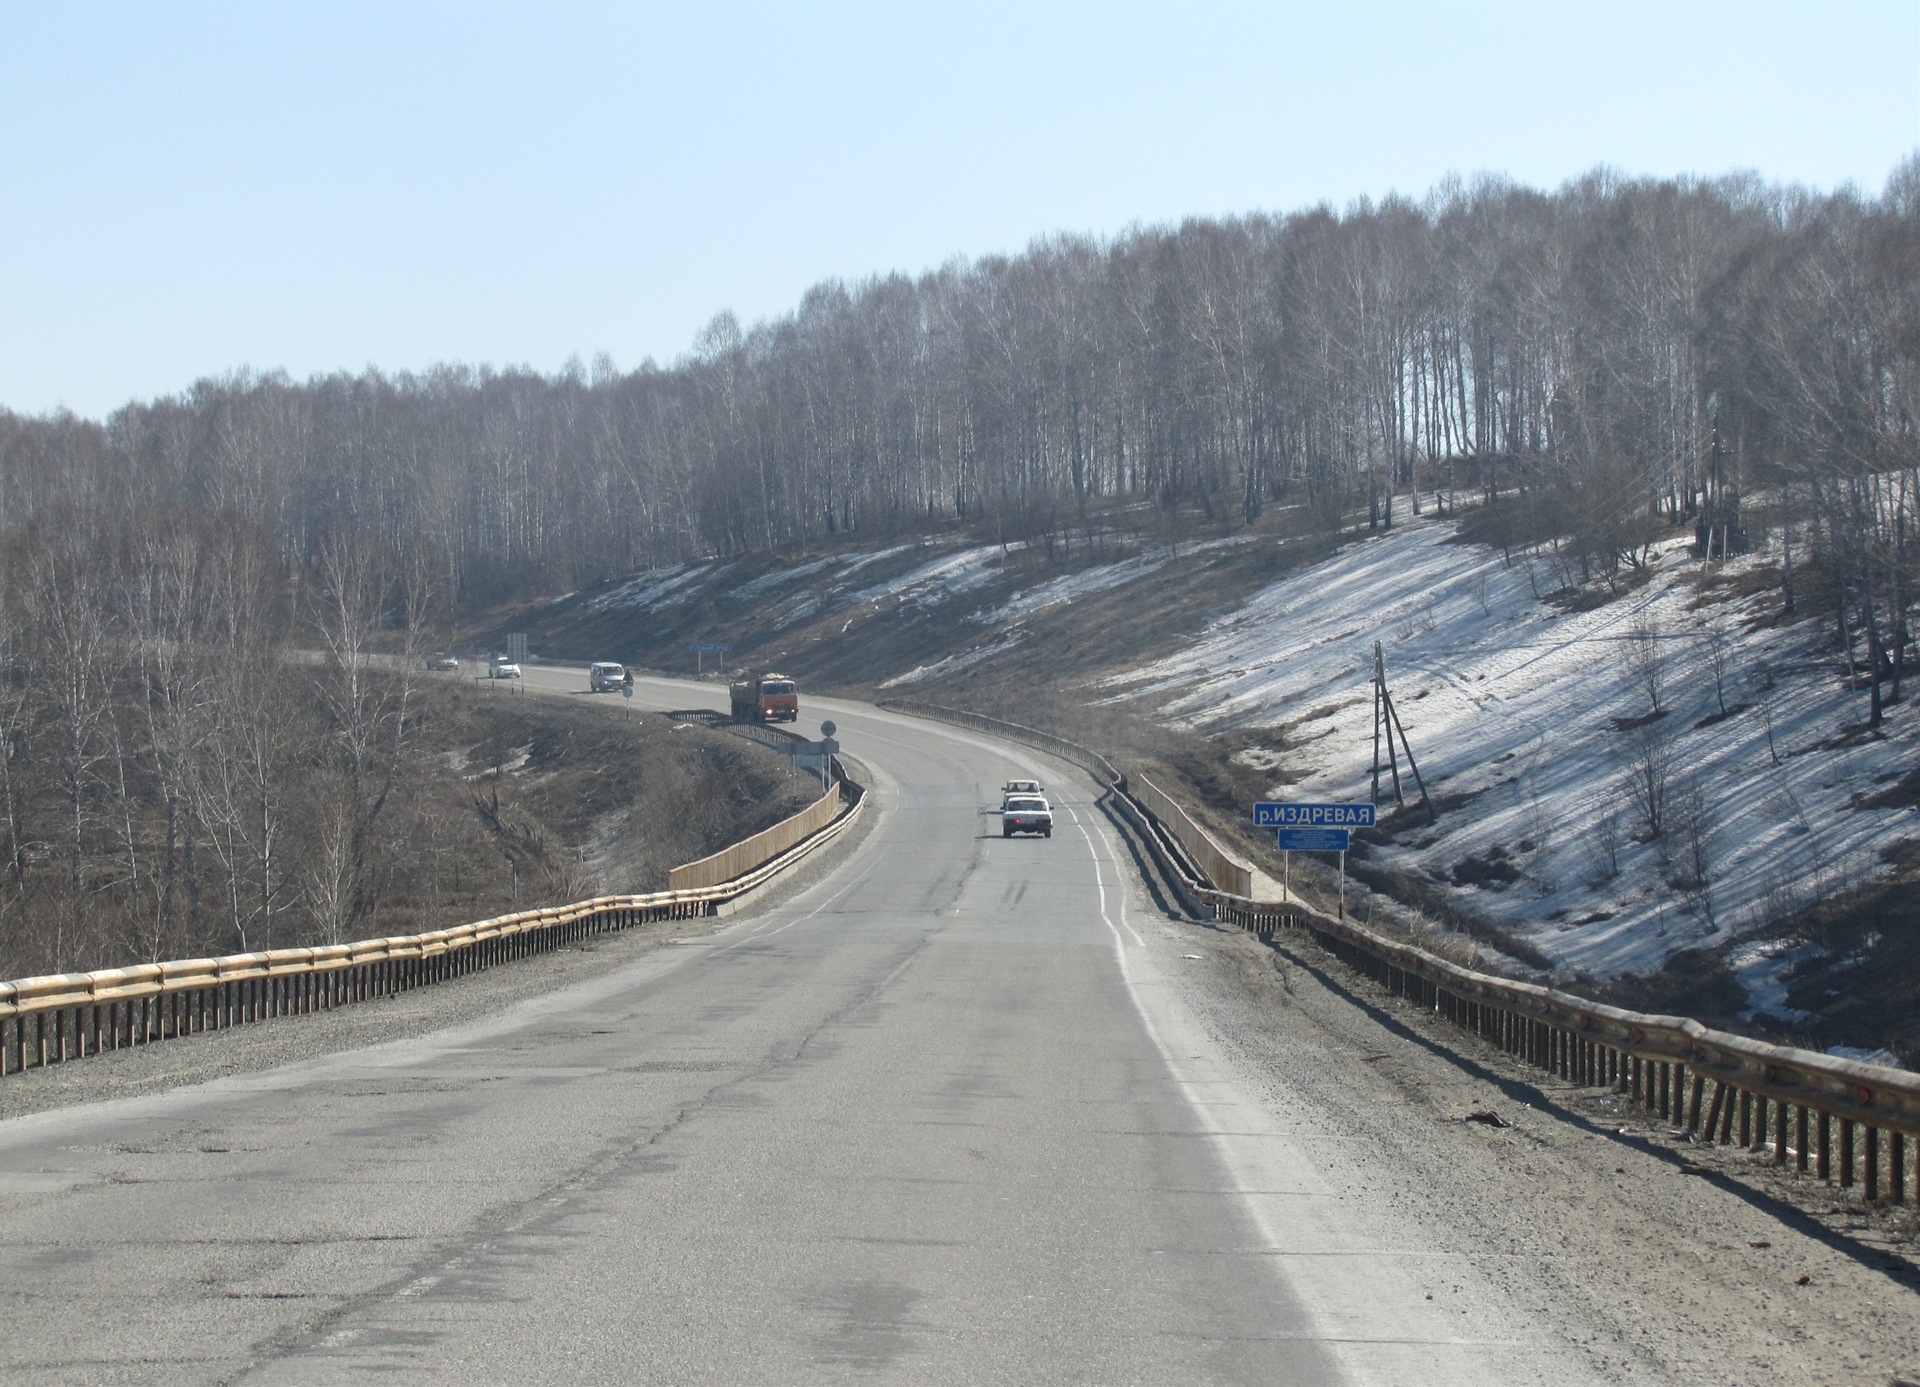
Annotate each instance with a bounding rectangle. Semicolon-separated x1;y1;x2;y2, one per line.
0;522;803;978
3;160;1915;617
0;159;1916;976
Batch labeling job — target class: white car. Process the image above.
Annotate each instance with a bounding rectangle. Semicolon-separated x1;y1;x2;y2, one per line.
1001;795;1053;838
1003;779;1044;796
589;662;628;692
490;658;522;679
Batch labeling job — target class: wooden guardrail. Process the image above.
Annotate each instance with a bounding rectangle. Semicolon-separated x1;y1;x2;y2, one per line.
883;699;1920;1208
669;775;843;889
0;766;863;1079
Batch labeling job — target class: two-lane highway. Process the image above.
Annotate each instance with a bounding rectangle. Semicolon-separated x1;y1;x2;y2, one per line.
0;676;1583;1384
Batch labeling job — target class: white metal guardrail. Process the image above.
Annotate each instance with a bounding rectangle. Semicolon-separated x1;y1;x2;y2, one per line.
0;766;863;1078
884;699;1920;1208
1128;773;1255;898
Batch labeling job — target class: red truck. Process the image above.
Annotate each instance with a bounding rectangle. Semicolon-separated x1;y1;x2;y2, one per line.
730;672;799;724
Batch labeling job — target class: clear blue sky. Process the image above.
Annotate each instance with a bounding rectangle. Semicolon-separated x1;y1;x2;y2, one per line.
4;1;1916;419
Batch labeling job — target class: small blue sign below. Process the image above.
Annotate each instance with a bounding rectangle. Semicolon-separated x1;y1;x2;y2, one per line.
689;642;733;654
1278;827;1351;853
1254;802;1375;829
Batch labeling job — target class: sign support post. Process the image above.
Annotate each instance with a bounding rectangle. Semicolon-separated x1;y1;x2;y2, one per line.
781;722;840;794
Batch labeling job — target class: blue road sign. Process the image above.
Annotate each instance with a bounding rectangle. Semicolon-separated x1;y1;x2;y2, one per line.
689;642;733;654
1278;827;1350;853
1253;802;1375;829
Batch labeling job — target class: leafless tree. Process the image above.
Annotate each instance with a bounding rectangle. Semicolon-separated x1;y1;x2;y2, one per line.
1699;612;1735;718
1620;716;1674;842
1626;610;1666;717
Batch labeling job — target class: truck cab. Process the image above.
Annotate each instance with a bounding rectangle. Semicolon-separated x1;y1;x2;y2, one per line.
730;673;799;723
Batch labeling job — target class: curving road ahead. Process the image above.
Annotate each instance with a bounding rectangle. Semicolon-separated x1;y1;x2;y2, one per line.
0;673;1583;1385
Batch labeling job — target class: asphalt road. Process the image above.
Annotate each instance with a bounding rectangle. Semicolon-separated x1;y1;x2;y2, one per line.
0;670;1585;1385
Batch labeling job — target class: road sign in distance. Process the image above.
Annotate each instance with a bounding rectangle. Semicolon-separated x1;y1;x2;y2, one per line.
1253;802;1375;829
1277;827;1350;853
689;642;733;654
621;684;633;700
820;720;837;738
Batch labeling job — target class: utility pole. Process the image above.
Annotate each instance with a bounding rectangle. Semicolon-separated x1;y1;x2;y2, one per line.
1370;641;1433;823
1708;424;1725;560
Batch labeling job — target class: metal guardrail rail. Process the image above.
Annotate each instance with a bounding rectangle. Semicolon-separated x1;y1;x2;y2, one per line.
883;699;1920;1208
0;766;863;1079
1129;773;1255;898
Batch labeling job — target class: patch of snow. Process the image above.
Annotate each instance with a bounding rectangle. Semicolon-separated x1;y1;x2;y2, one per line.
846;545;1015;609
835;542;920;574
1107;513;1920;980
730;556;841;600
879;631;1028;688
588;561;734;613
976;553;1167;625
1728;938;1817;1023
770;595;822;630
973;534;1262;628
462;743;533;779
1232;747;1287;772
1826;1045;1908;1071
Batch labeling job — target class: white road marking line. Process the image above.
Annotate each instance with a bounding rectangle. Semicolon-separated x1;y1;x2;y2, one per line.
1063;801;1144;948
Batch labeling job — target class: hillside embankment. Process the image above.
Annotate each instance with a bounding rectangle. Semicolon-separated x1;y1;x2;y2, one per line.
0;677;811;980
496;494;1920;1068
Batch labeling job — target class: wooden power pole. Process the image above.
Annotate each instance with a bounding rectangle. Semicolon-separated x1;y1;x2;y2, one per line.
1371;641;1434;823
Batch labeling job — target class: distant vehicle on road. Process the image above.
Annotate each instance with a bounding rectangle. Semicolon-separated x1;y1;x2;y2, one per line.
730;673;799;723
1001;795;1053;838
1002;779;1044;797
425;651;459;672
489;656;522;679
588;662;628;692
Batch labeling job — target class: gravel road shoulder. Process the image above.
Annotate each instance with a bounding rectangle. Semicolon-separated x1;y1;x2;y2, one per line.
1158;908;1920;1387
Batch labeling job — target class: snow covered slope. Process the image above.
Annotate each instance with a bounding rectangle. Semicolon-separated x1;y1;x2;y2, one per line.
1109;514;1920;994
